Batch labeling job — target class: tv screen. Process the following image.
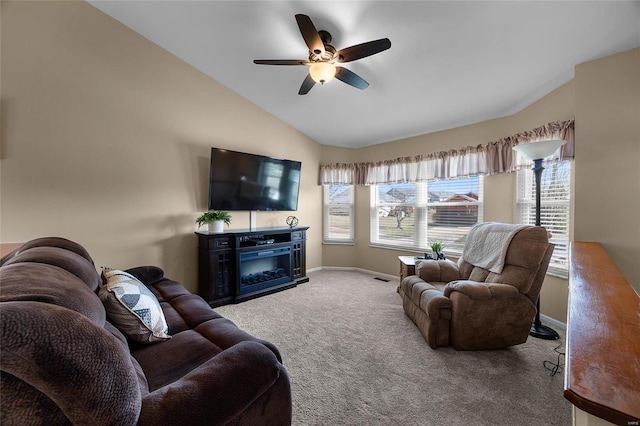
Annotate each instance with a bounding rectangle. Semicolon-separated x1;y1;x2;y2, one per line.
208;148;301;211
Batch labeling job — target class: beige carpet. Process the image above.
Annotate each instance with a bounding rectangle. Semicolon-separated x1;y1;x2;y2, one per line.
216;269;572;426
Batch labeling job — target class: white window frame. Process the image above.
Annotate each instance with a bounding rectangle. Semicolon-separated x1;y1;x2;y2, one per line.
369;177;483;256
323;184;355;244
517;160;571;278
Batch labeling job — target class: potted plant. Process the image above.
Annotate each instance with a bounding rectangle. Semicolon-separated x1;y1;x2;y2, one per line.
431;241;446;260
196;210;232;233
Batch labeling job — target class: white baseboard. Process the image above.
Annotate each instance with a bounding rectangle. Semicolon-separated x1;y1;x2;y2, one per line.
309;266;398;282
540;314;567;330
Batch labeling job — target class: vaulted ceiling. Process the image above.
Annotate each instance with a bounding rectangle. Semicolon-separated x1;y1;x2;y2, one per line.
89;1;640;148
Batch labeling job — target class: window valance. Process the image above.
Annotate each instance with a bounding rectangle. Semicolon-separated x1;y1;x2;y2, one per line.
319;119;574;185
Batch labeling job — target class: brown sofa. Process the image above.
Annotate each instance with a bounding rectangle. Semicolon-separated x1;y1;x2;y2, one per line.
0;237;292;425
400;224;554;350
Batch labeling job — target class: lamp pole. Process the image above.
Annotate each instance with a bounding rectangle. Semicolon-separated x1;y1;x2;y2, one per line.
534;159;543;228
512;139;566;340
530;158;559;340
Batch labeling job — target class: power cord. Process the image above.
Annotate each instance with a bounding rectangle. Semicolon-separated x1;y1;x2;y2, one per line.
543;342;565;377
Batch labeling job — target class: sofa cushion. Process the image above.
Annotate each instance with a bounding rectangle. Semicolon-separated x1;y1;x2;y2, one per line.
125;265;166;286
1;301;142;425
16;237;96;266
99;268;170;344
0;263;106;326
3;246;102;291
415;259;460;283
503;227;550;270
142;276;284;362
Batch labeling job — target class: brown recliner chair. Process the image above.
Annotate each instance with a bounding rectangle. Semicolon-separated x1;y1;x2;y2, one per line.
400;223;554;350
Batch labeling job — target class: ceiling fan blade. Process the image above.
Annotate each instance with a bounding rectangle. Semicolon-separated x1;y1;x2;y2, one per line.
335;67;369;90
298;74;316;95
337;38;391;63
295;14;325;55
254;59;310;66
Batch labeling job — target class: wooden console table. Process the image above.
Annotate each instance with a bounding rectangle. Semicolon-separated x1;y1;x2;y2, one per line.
565;242;640;425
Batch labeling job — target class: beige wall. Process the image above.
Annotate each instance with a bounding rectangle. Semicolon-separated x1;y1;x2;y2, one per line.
322;81;575;322
0;1;323;293
3;2;637;321
574;48;640;293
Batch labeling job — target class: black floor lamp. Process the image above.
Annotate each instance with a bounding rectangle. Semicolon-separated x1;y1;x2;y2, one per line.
513;139;566;340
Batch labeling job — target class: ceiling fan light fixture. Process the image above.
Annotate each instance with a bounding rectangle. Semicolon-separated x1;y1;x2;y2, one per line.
253;14;390;94
309;62;336;84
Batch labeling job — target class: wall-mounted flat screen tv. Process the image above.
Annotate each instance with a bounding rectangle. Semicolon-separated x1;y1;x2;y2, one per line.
208;148;301;211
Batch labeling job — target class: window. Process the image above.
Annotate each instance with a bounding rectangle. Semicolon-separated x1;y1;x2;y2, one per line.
517;161;571;278
323;185;354;243
370;177;483;254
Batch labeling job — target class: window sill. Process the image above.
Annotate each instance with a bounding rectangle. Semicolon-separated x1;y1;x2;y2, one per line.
369;242;462;258
323;241;355;246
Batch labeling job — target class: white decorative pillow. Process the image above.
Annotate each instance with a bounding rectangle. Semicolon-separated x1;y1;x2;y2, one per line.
99;268;170;344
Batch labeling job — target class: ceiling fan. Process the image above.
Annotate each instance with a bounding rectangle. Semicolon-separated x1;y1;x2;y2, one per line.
254;14;391;95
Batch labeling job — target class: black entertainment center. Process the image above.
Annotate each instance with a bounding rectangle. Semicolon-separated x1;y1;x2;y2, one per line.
196;226;309;307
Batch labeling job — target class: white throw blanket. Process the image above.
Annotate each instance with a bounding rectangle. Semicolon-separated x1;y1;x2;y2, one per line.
461;222;528;274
